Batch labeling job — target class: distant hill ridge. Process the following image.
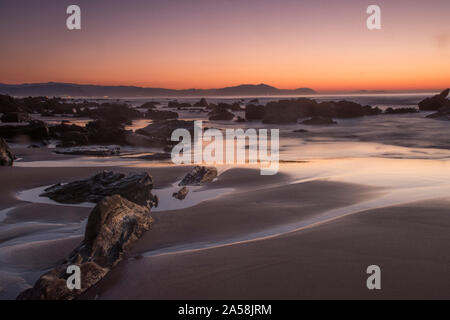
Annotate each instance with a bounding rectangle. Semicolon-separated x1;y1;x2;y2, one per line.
0;82;316;97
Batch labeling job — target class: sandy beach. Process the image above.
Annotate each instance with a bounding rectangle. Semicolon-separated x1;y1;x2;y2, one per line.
1;144;449;300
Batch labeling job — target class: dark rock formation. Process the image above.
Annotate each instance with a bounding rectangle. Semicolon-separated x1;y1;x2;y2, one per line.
140;102;158;109
1;112;31;123
245;104;265;120
85;120;127;145
418;89;450;111
40;171;157;207
79;103;144;123
194;98;208;107
262;98;380;124
427;105;450;121
234;116;246;123
54;146;120;157
17;195;153;300
293;129;309;133
172;186;189;200
301;116;337;125
249;98;259;104
384;107;418;114
168;101;192;109
137;120;195;147
0;120;49;141
208;106;235;121
0;138;14;166
145;109;179;120
179;166;218;186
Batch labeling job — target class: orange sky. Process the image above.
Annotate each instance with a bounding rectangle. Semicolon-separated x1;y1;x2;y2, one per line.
0;0;449;92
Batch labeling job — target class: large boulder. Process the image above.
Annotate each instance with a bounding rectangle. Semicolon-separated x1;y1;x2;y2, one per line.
85;120;127;145
0;138;14;166
17;195;153;300
245;104;265;120
40;171;158;207
179;166;218;186
418;89;450;111
194;98;208;107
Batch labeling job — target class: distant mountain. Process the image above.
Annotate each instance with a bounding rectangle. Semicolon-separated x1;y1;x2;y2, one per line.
0;82;316;97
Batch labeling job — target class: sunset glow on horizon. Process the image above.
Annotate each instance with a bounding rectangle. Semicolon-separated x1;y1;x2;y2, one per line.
0;0;449;92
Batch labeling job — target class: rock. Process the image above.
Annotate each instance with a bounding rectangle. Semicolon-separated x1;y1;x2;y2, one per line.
0;94;21;113
17;195;153;300
145;109;179;120
245;104;265;120
85;120;127;145
0;120;49;141
1;112;31;123
426;105;450;121
131;152;172;161
194;98;208;107
293;129;309;133
418;89;450;111
140;102;158;109
249;98;259;104
54;146;120;157
179;166;218;186
301;116;337;125
208;106;235;121
384;107;418;114
40;171;158;207
172;186;189;200
168;101;192;109
0;138;14;166
80;103;144;123
136;120;195;147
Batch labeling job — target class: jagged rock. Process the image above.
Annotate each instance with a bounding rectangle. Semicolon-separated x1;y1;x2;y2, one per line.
40;171;157;207
1;112;31;123
0;120;49;141
54;146;120;157
245;104;265;120
17;195;153;300
145;109;178;120
301;116;337;125
384;107;418;114
172;186;189;200
419;89;450;111
179;166;218;186
0;138;14;166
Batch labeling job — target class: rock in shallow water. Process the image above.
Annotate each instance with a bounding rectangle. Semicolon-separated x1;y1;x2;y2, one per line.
172;186;189;200
179;166;218;186
40;170;158;207
0;138;14;166
16;195;153;300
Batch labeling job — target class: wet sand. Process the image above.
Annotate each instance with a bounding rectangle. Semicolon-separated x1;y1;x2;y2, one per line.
1;147;450;299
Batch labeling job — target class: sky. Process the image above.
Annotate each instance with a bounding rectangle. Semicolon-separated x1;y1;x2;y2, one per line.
0;0;449;92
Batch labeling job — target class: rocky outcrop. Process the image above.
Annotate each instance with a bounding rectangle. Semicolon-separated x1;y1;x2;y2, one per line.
172;186;189;200
245;104;265;120
179;166;218;186
262;98;381;124
301;116;337;125
208;106;235;121
0;138;14;166
418;89;450;111
17;195;153;300
85;120;127;145
136;120;195;147
40;171;158;207
167;101;192;109
194;98;208;107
